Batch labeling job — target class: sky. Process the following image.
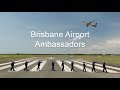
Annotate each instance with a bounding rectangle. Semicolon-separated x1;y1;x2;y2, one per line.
0;12;120;54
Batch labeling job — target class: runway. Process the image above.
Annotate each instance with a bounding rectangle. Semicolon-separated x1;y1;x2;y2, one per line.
0;58;120;78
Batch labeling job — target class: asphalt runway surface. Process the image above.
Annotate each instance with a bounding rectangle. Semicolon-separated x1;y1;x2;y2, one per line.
0;58;120;78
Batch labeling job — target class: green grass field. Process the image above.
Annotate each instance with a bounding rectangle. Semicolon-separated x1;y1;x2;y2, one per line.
0;54;120;66
0;54;33;63
73;55;120;67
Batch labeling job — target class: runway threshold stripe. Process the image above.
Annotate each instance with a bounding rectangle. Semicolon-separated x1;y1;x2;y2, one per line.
12;60;38;72
56;60;73;72
0;60;31;71
75;61;119;73
65;61;91;72
30;60;47;71
0;59;28;67
80;60;120;71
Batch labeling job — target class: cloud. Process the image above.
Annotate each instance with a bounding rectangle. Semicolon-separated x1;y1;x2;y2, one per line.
75;38;120;54
106;39;120;45
90;45;104;50
72;37;82;42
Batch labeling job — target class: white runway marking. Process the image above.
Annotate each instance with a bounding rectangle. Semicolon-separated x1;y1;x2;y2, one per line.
0;59;29;67
12;60;38;72
30;60;47;71
56;60;73;72
0;60;31;71
80;60;120;71
75;61;119;73
65;61;91;72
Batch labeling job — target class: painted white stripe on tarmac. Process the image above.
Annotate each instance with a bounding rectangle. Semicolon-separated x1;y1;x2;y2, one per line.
75;61;119;73
80;60;120;71
13;60;38;72
0;60;32;71
65;61;91;72
30;60;47;71
56;60;73;72
0;59;28;67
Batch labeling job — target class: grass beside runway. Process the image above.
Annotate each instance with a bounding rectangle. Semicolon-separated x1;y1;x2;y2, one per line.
0;54;43;63
74;55;120;67
0;54;62;63
46;54;120;66
0;54;120;67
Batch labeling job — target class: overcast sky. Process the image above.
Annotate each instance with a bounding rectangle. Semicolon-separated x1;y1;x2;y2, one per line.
0;12;120;54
